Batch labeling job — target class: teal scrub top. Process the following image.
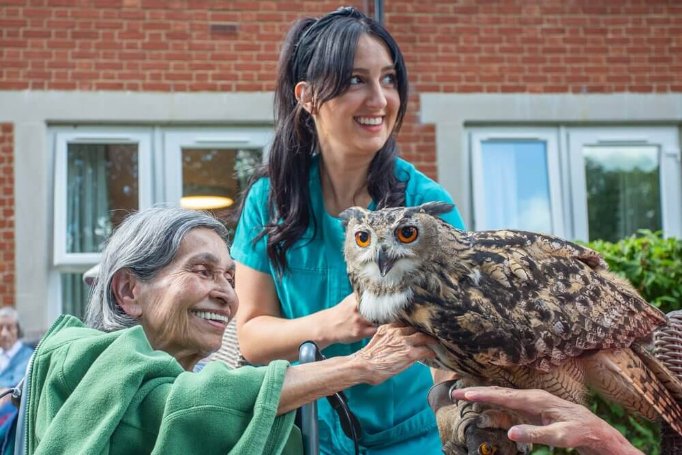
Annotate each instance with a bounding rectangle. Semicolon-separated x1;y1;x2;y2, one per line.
231;157;465;454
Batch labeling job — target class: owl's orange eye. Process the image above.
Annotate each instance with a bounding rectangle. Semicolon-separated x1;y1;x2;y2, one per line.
355;231;370;248
478;442;497;455
395;226;418;243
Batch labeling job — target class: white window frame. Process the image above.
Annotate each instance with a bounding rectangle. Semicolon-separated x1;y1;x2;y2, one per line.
52;126;154;269
50;124;274;320
52;126;273;270
469;127;565;237
567;126;682;241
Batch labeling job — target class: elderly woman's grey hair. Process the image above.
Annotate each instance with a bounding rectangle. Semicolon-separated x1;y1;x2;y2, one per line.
85;207;229;332
0;306;22;338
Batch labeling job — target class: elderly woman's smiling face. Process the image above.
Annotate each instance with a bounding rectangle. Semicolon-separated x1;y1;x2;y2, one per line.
124;228;236;370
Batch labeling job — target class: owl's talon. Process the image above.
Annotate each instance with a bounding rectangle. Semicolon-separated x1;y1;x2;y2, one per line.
476;408;524;431
434;396;529;455
477;441;496;455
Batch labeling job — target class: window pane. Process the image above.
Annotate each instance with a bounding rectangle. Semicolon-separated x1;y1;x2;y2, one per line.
67;143;138;253
61;272;90;321
480;140;552;232
181;148;262;228
584;145;661;241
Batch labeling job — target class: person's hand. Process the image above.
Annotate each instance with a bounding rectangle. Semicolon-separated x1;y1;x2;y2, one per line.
352;323;436;385
325;293;378;344
451;386;643;455
277;323;436;415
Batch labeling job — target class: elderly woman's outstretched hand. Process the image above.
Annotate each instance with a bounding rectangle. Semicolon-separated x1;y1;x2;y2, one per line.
277;323;436;415
451;386;643;455
352;323;436;385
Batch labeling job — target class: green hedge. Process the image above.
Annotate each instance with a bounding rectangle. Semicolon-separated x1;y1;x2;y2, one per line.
587;230;682;314
533;230;682;455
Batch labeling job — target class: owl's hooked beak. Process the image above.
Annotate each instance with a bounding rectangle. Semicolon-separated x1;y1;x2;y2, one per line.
376;249;396;277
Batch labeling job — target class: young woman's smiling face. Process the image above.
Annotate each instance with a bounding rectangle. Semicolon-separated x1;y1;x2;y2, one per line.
132;228;237;369
309;33;400;161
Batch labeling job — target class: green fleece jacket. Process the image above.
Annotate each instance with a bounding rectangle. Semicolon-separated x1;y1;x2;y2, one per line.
24;315;301;454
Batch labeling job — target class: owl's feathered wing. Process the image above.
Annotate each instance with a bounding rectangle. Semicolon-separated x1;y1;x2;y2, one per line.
422;229;661;369
396;226;682;435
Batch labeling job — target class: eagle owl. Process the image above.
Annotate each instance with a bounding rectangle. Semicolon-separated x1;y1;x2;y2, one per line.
341;202;682;445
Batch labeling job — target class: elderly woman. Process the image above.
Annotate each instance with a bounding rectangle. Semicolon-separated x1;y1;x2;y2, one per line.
23;207;435;454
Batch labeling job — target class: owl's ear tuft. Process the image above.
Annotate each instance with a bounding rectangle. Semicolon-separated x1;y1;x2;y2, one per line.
339;206;366;228
408;202;454;218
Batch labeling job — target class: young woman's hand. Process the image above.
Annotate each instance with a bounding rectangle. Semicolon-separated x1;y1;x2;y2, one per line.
324;293;378;344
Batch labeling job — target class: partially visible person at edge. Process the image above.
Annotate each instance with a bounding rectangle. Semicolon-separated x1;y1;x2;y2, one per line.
22;207;436;454
231;7;464;453
0;307;33;392
0;307;33;445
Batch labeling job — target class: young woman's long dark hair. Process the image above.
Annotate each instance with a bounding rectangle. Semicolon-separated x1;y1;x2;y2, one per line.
237;7;409;274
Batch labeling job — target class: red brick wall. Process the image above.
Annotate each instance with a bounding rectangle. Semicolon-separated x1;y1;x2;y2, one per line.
0;124;15;307
1;0;681;170
393;0;682;94
0;0;366;91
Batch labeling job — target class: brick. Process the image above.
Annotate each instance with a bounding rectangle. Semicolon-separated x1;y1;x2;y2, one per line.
0;39;27;48
46;39;76;49
141;41;169;50
118;31;145;39
96;81;126;90
141;82;171;91
165;31;190;40
0;19;27;31
50;81;78;90
23;7;53;18
70;30;100;40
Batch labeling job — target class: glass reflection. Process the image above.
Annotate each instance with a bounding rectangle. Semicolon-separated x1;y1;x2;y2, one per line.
181;148;262;227
481;140;552;233
584;145;661;241
66;143;138;254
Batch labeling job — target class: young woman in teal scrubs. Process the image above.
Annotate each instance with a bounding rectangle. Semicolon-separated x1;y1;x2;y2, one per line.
231;7;465;454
